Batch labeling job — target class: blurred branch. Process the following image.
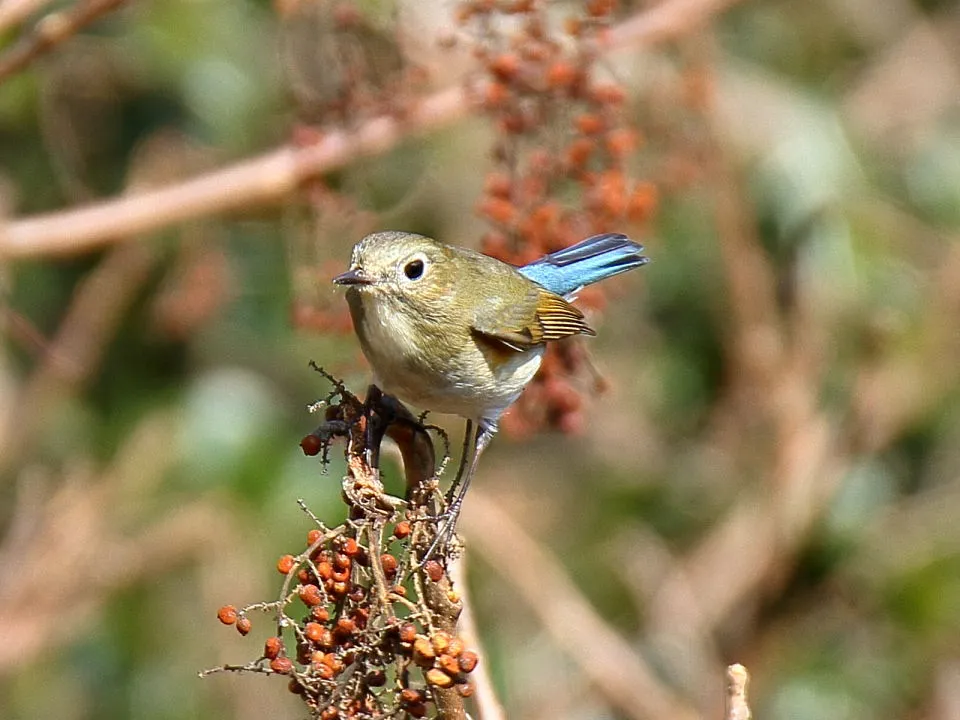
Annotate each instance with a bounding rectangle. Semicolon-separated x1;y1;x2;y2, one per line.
461;491;700;720
0;0;128;81
0;0;53;33
0;242;157;474
0;0;747;259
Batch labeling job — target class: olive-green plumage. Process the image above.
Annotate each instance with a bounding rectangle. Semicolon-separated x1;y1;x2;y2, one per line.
334;231;592;432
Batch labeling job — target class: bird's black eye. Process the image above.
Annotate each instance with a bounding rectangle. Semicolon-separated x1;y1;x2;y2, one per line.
404;259;425;280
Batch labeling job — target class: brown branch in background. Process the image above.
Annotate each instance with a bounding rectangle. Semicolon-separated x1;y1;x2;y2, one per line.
725;664;751;720
460;491;700;720
0;0;748;259
0;0;54;33
0;0;128;81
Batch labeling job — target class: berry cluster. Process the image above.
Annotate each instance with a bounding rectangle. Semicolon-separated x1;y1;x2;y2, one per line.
458;0;657;436
213;524;477;718
207;372;475;718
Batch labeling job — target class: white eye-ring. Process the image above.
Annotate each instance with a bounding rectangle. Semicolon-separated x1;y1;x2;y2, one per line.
401;252;429;281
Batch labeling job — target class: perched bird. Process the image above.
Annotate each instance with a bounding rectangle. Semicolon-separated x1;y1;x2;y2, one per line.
333;230;648;550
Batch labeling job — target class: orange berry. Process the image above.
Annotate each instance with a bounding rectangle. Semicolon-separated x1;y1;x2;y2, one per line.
316;663;334;680
488;53;520;81
391;584;407;597
305;622;325;642
447;636;465;658
341;537;359;557
566;138;596;168
331;580;349;597
400;688;425;704
586;0;616;17
299;584;324;607
628;181;659;221
477;197;517;226
591;83;626;105
426;667;455;688
438;653;461;675
483;173;513;199
277;554;296;575
270;656;293;674
546;61;577;89
483;81;509;108
380;553;398;576
315;561;334;581
264;636;283;660
412;636;436;667
399;623;418;644
235;616;252;635
431;631;453;655
392;520;411;539
458;650;479;673
307;528;323;545
312;606;330;623
605;127;640;158
424;559;445;582
457;683;476;697
320;707;340;720
575;113;604;135
335;617;356;636
217;605;238;625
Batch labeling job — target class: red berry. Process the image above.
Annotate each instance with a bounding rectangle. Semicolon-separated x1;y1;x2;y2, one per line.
235;616;252;635
270;656;293;674
299;584;324;607
300;434;322;456
424;560;445;582
277;554;296;575
392;521;412;539
264;636;283;659
217;605;238;625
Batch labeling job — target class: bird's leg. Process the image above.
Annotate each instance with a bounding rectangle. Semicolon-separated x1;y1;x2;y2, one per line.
419;422;494;564
363;384;409;469
445;419;475;504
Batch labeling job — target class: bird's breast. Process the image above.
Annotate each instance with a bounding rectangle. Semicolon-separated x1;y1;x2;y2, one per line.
346;289;542;426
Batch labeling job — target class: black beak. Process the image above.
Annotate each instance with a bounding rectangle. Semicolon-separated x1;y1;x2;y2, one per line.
333;268;374;286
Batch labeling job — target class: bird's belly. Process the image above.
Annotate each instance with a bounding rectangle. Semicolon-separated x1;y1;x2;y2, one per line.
352;294;542;426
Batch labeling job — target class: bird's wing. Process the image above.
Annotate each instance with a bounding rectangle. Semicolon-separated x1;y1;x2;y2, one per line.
470;288;595;351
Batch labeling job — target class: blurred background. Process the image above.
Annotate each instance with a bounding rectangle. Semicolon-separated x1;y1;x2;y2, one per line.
2;0;960;718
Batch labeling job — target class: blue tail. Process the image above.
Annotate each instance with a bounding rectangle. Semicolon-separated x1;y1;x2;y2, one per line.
518;233;649;296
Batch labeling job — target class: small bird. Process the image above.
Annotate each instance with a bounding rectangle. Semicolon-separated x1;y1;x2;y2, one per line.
333;230;648;550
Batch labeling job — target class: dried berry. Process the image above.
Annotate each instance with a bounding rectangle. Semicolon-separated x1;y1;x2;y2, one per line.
264;636;283;660
216;605;237;625
425;667;454;688
299;584;324;607
270;656;293;674
277;554;296;575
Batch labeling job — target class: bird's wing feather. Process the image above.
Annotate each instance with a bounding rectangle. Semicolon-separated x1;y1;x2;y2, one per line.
470;288;595;351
